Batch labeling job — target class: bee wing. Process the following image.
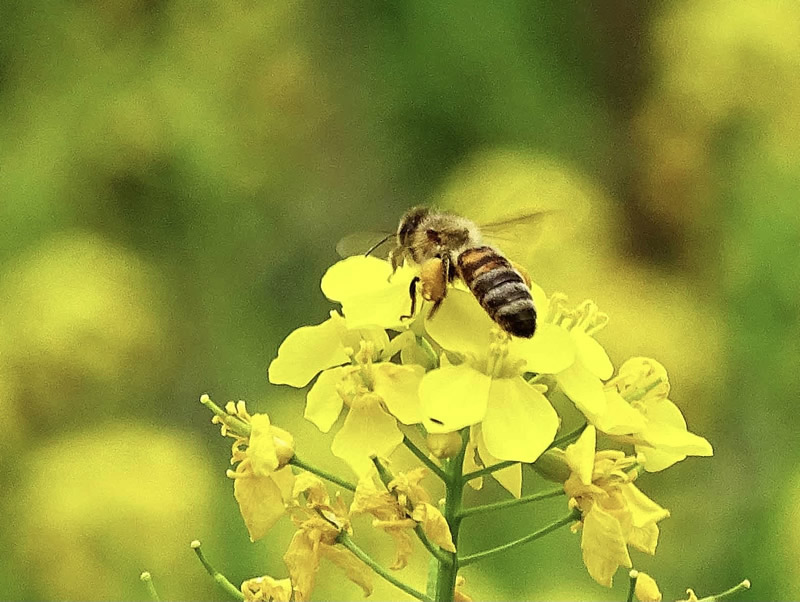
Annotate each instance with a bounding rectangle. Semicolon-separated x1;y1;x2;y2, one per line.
335;230;395;258
479;210;554;246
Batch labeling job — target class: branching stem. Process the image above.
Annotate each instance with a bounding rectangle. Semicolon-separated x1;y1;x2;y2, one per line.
457;509;580;568
337;532;433;602
457;486;564;519
290;456;356;491
403;435;448;482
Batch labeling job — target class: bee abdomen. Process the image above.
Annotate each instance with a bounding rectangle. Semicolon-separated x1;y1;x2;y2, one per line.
457;246;537;338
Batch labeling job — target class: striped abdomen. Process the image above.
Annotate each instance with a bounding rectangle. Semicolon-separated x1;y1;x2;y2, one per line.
456;246;536;338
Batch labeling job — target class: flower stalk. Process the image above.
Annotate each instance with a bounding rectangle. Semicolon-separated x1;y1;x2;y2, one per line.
191;540;244;601
337;531;433;602
457;486;564;519
139;572;161;602
458;508;580;568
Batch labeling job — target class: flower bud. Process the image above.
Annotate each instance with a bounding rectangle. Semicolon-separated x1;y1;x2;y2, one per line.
531;449;571;483
426;432;463;459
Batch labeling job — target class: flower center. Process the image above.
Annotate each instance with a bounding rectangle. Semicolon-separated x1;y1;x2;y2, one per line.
484;328;525;378
547;295;609;336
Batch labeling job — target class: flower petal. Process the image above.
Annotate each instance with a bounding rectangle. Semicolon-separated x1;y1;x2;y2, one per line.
305;366;349;432
558;362;608;416
234;474;286;542
475;426;522;498
481;377;559;463
572;330;614;379
420;365;491;433
589;390;648;435
424;288;494;358
321;256;417;330
247;414;280;475
268;312;350;387
283;530;320;602
565;425;596;485
412;502;456;552
320;545;374;598
510;323;576;374
581;506;632;587
372;363;425;425
331;404;404;476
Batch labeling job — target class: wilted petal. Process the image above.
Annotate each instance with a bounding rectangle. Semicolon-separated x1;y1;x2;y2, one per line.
241;576;293;602
621;483;670;528
420;365;491;433
581;506;632;587
481;377;559;463
627;520;660;556
331;404;404;476
558;362;607;416
572;330;613;380
511;323;576;374
320;545;374;598
269;312;350;387
283;530;320;602
425;288;495;357
412;502;456;552
305;366;349;432
234;474;286;542
372;363;425;425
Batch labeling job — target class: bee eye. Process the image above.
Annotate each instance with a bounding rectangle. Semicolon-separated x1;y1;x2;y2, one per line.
426;229;441;244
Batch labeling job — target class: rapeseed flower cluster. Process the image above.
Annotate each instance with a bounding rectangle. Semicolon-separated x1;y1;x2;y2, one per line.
193;252;729;601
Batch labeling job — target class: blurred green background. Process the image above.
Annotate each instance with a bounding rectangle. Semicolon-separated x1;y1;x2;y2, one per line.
1;1;798;600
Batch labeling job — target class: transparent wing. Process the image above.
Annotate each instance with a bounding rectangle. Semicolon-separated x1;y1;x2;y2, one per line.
335;230;395;259
479;210;554;246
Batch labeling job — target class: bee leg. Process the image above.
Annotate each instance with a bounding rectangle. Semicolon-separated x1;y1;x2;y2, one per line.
427;298;443;320
511;260;532;288
400;276;420;320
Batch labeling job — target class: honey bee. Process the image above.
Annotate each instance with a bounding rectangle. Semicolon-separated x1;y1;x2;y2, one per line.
381;207;542;338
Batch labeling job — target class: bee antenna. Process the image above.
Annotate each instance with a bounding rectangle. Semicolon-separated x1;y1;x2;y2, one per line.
364;233;394;257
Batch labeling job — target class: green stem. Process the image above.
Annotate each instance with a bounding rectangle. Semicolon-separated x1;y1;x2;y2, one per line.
403;435;448;482
191;540;245;601
370;456;450;565
433;429;469;602
626;570;638;602
457;486;564;519
290;456;356;492
696;579;751;602
139;572;161;602
550;422;587;449
462;459;518;482
337;532;433;602
458;509;579;568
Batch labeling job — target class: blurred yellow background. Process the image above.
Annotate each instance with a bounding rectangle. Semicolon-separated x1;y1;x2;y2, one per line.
1;1;797;600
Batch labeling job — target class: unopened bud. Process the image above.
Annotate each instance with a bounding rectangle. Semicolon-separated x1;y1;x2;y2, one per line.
426;432;462;459
531;449;571;483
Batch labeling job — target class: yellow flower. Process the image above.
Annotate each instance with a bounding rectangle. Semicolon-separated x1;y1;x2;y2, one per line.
543;294;615;417
285;474;373;602
269;311;424;476
598;358;713;471
562;426;670;587
419;287;564;463
241;575;293;602
350;468;456;569
320;255;420;330
213;400;296;542
633;571;663;602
